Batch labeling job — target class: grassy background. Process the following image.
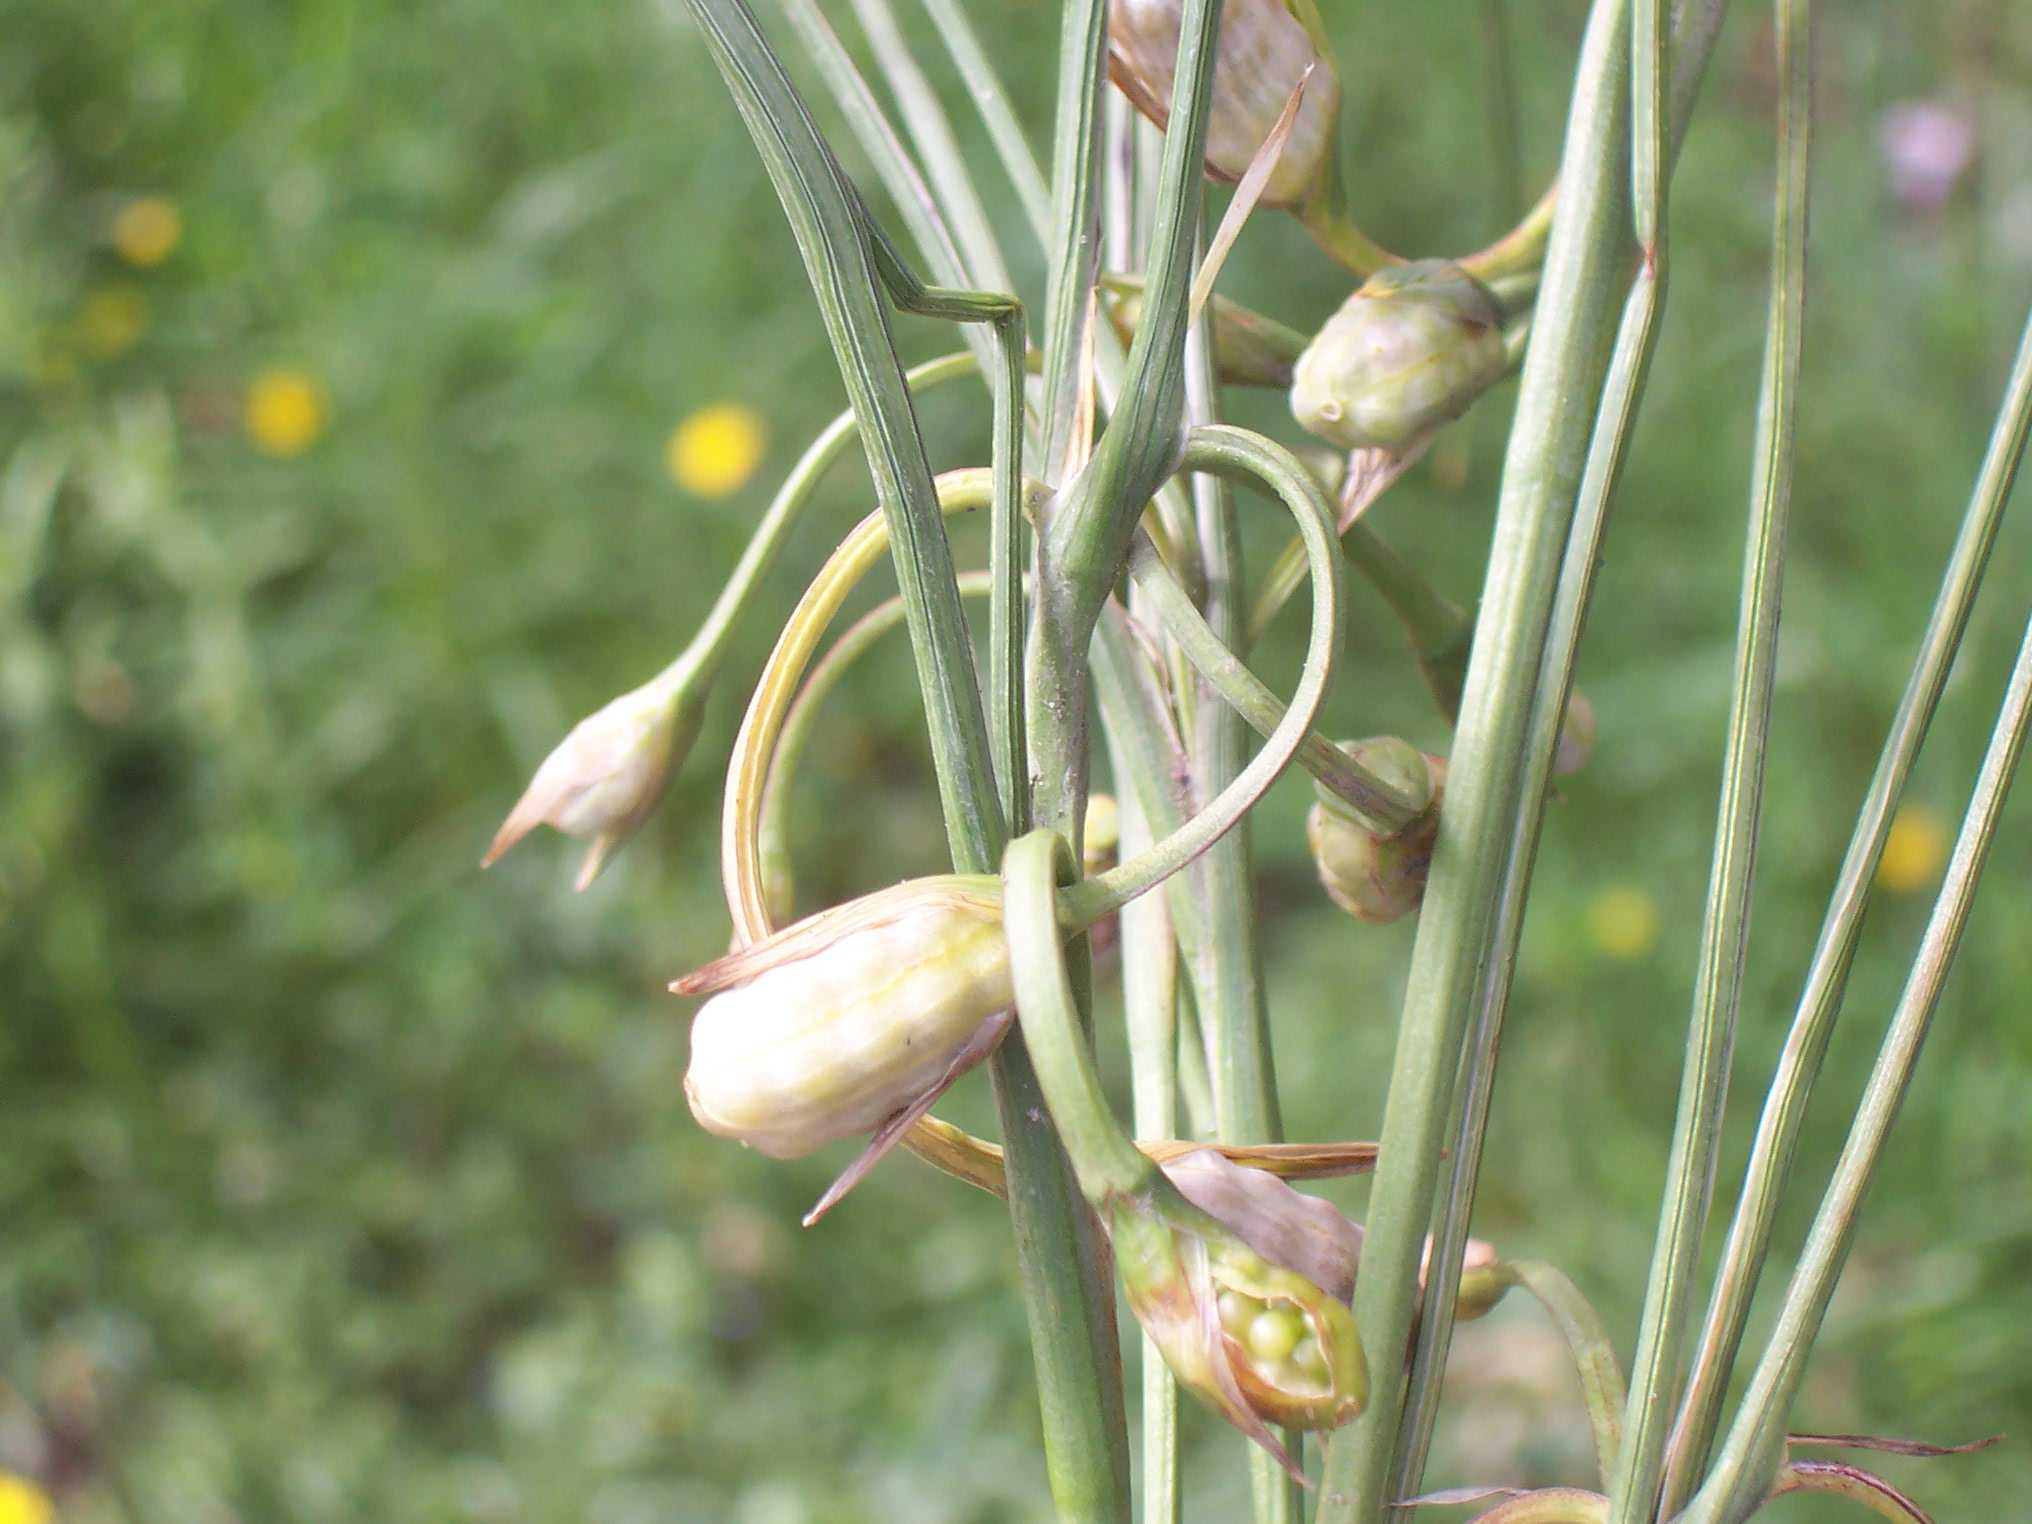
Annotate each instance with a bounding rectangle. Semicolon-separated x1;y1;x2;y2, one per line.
4;2;2031;1519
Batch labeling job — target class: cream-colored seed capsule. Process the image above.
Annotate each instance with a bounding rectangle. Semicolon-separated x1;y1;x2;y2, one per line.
1109;0;1341;208
676;878;1011;1159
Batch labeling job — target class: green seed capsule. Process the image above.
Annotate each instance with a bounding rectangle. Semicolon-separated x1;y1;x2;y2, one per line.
1307;739;1446;925
675;878;1010;1158
1290;260;1509;452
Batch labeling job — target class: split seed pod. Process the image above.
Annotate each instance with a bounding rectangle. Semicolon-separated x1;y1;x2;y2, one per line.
1108;0;1342;209
1160;1147;1364;1303
1290;260;1509;452
1109;1181;1368;1472
1308;738;1446;925
674;877;1011;1159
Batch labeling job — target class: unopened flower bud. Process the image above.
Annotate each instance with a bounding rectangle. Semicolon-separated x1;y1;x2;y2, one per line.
1110;1185;1367;1465
674;877;1011;1159
484;676;707;890
1109;0;1342;209
1290;260;1508;452
1307;739;1446;924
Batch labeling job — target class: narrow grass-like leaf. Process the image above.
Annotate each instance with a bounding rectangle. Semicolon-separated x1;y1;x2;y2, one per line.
1663;301;2032;1504
849;0;1012;289
1606;6;1809;1518
1684;611;2032;1523
918;0;1053;241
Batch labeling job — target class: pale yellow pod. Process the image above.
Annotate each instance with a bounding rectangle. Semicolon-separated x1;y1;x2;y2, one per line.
1109;0;1341;208
679;878;1012;1159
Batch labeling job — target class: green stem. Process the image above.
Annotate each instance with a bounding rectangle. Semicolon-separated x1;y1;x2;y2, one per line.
755;571;995;921
1389;3;1728;1506
1683;602;2032;1524
1320;1;1636;1516
1029;0;1225;841
1106;754;1185;1524
1070;427;1346;925
1607;3;1807;1517
917;0;1054;241
688;12;1126;1518
1005;830;1161;1201
1663;301;2032;1508
668;350;977;702
1183;305;1300;1524
1494;1263;1629;1488
688;0;1000;870
1129;535;1425;831
847;0;1013;289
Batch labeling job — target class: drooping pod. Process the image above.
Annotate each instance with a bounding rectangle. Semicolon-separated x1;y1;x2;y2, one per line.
1108;1180;1368;1471
1307;737;1447;924
674;877;1011;1159
484;675;708;891
1160;1146;1364;1303
1108;0;1342;210
1290;259;1510;452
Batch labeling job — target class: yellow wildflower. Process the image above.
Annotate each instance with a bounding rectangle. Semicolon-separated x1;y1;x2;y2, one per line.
667;403;765;498
0;1472;54;1524
246;369;329;457
1586;883;1660;961
77;285;149;358
112;196;182;267
1877;804;1949;895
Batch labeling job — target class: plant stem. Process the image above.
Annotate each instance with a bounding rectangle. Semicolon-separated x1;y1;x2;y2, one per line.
1318;3;1637;1516
1607;3;1808;1516
1682;600;2032;1524
1662;299;2032;1508
1005;830;1161;1202
687;11;1130;1516
1182;308;1301;1524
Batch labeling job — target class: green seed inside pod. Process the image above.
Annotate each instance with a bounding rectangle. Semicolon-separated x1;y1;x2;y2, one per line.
1218;1289;1258;1338
1246;1306;1305;1364
1292;1334;1328;1377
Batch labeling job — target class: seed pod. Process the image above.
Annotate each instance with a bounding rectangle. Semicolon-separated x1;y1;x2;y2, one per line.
1108;0;1342;209
1451;1238;1508;1322
1160;1147;1364;1303
1290;260;1509;452
1307;738;1446;924
1105;282;1309;388
1110;1183;1367;1470
484;677;706;890
674;877;1010;1159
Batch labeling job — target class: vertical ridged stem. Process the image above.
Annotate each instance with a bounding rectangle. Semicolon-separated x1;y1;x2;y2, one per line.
1181;254;1299;1523
1606;2;1808;1518
694;5;1129;1516
1681;616;2032;1524
1317;4;1637;1517
1662;301;2032;1511
1387;3;1691;1505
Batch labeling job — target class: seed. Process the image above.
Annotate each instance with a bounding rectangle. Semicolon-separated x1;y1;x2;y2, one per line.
1246;1307;1305;1364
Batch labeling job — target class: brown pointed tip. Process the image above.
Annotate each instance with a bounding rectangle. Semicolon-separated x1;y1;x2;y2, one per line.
483;801;543;870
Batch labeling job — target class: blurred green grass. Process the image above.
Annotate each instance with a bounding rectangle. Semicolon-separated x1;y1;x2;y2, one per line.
3;3;2031;1520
